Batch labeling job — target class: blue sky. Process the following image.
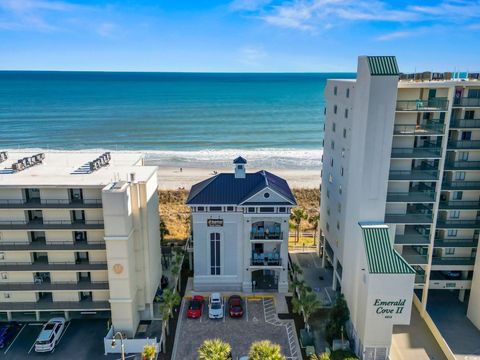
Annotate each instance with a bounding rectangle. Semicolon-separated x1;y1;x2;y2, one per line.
0;0;479;72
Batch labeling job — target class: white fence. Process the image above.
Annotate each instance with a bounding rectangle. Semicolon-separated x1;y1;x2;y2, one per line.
104;326;159;355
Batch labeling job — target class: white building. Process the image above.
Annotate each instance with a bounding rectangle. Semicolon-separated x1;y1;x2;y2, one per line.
0;151;161;336
186;157;296;293
320;55;480;358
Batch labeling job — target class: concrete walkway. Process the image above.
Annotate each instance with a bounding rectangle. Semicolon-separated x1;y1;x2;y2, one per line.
391;306;447;360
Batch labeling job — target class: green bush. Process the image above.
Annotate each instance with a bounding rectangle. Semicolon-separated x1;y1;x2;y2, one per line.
330;349;358;360
325;294;350;344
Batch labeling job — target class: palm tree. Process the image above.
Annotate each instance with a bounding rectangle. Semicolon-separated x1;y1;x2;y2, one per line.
292;291;322;333
161;289;181;334
291;278;307;298
310;353;330;360
142;344;156;360
290;262;303;281
308;214;320;245
198;339;232;360
160;220;170;242
248;340;285;360
290;208;307;244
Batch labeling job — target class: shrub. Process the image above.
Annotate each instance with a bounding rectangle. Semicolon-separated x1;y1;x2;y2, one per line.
248;340;285;360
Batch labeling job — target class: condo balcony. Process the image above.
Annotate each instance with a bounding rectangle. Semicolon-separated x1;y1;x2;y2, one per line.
386;189;436;203
436;219;480;229
0;219;104;230
449;118;480;129
434;238;479;248
0;298;110;311
0;237;106;251
390;146;442;159
439;200;480;210
396;98;449;112
431;257;476;266
0;198;102;209
453;97;480;107
0;278;109;292
401;248;429;265
388;169;439;181
385;207;433;224
0;258;108;271
444;160;480;171
250;221;283;240
393;122;445;136
250;253;282;267
394;227;430;245
442;181;480;190
447;140;480;150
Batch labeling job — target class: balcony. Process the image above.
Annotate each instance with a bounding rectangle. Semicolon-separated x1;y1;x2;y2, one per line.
401;252;429;265
394;231;430;245
439;200;480;210
386;189;435;203
396;98;449;112
431;257;476;266
442;181;480;190
453;97;480;107
389;169;439;181
0;219;104;230
385;209;433;224
250;253;282;267
0;298;110;311
390;146;442;159
250;231;284;241
436;219;480;229
434;238;479;248
0;259;108;271
0;198;102;209
449;118;480;129
0;238;106;251
447;140;480;150
0;279;109;291
429;279;472;290
444;160;480;171
393;123;445;136
415;274;426;285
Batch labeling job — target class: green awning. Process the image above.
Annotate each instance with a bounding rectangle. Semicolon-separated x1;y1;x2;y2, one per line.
360;224;415;274
367;56;399;76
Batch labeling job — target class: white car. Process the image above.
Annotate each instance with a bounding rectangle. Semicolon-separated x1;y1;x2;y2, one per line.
34;317;66;352
208;292;224;319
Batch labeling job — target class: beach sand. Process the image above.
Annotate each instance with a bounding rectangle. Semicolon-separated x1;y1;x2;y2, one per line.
156;166;320;190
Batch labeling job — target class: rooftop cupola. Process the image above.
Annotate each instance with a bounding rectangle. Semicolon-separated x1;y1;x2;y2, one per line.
233;156;247;179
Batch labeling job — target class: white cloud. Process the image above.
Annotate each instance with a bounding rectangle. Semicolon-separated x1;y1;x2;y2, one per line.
376;31;414;41
239;46;267;66
229;0;272;11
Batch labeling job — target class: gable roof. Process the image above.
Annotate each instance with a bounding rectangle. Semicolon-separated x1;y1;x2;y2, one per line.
360;224;414;274
367;56;399;76
233;156;247;164
186;170;296;205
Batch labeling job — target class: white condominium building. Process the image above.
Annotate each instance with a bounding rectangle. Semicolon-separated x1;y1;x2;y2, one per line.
320;56;480;359
0;151;161;336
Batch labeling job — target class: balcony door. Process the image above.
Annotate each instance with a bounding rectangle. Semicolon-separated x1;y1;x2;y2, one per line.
70;189;83;202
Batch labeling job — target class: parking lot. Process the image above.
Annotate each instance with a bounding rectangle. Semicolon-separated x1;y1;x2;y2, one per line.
173;296;299;360
3;319;120;360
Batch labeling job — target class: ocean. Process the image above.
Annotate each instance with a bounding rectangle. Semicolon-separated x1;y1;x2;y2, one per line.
0;71;355;170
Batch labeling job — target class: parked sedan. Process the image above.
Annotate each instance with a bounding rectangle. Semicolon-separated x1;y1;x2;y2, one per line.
187;296;205;319
0;322;21;349
208;293;224;319
228;295;244;318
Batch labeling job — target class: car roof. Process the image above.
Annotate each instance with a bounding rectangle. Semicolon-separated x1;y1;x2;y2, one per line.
211;292;221;298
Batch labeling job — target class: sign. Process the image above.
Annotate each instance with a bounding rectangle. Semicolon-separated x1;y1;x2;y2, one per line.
373;298;406;319
207;219;223;227
113;264;124;274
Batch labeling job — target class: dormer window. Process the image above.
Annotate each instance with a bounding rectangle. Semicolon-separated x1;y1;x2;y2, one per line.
264;192;270;198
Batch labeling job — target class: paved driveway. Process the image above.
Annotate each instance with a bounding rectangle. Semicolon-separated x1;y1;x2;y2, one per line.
173;296;299;360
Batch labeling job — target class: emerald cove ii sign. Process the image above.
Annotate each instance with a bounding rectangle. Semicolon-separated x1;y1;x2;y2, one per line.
373;299;406;319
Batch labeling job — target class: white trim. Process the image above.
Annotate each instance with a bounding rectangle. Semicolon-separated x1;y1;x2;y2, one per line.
240;186;295;206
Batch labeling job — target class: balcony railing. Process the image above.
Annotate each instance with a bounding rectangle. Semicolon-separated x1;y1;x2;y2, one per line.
0;219;104;230
396;98;449;111
0;238;106;251
386;190;436;203
390;147;442;159
0;260;108;271
436;219;480;229
394;233;430;245
439;200;480;210
393;123;445;135
250;231;283;240
447;140;480;150
449;118;480;129
0;299;110;311
250;253;282;266
444;160;480;170
431;257;476;266
0;280;109;291
429;279;472;290
442;181;480;190
434;238;479;248
402;254;429;265
0;198;102;209
388;169;439;181
453;97;480;107
385;212;433;224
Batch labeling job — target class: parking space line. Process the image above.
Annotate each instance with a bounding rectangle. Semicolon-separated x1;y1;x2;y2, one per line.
4;323;26;354
57;321;71;345
223;297;226;323
28;338;36;355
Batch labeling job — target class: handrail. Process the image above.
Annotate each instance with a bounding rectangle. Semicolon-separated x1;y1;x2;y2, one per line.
0;198;102;205
444;161;480;169
0;219;104;225
453;97;480;107
439;200;480;207
447;140;480;149
450;118;480;128
396;98;449;111
442;181;480;188
393;123;445;134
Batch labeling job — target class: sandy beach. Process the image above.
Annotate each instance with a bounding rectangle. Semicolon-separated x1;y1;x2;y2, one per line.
156;165;320;190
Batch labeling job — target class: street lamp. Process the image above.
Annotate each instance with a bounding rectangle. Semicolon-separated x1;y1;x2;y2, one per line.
111;331;125;360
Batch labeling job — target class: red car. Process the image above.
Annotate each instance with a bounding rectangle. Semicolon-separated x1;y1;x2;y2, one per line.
187;296;204;318
228;295;244;318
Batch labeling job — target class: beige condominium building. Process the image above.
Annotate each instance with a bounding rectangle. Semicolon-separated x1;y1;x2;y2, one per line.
0;151;161;336
320;55;480;359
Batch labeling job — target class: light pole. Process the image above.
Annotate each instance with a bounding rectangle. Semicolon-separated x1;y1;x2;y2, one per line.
111;331;125;360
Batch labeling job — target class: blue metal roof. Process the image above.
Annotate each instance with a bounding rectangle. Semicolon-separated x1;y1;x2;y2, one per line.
233;156;247;164
186;170;296;205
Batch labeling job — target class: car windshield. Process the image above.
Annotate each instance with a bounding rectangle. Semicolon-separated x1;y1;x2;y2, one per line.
44;324;55;331
37;339;52;345
231;305;241;311
211;303;222;310
190;301;201;310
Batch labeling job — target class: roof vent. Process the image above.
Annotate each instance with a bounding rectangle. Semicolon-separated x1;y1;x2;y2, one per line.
11;153;45;172
0;151;7;164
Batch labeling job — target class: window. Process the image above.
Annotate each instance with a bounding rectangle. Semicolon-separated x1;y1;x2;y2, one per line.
326;189;330;198
344;109;349;118
248;207;255;213
326;222;330;232
336;221;340;230
263;192;270;198
341;148;345;158
455;171;466;180
3;293;10;299
461;131;472;140
210;206;222;211
278;207;286;213
459;151;469;161
468;89;480;98
447;229;458;237
346;88;350;98
465;110;475;120
0;252;4;260
445;248;455;255
197;206;205;212
259;207;274;213
340;167;344;176
332;122;336;132
339;185;342;194
238;164;243;169
1;272;7;280
334;86;337;95
334;105;337;114
330;158;334;167
343;128;347;138
329;174;333;183
226;206;234;211
327;207;330;215
331;141;335;150
324;107;326;115
450;210;460;219
454;191;463;200
337;203;341;213
210;233;221;275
